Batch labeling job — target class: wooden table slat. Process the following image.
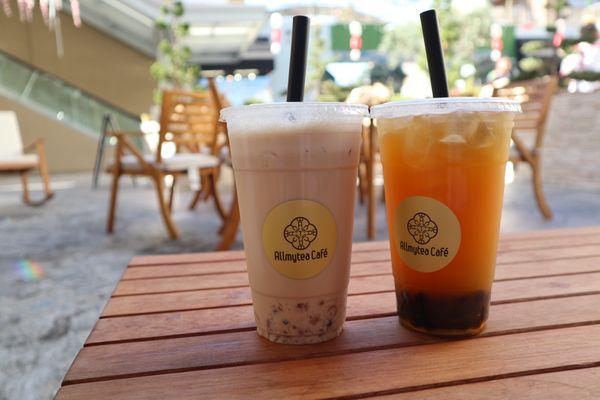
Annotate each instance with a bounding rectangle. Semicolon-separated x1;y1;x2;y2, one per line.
92;271;600;343
127;241;391;267
120;231;600;280
101;271;600;320
57;325;600;399
115;246;600;296
64;293;600;384
126;226;600;266
374;367;600;400
120;253;600;289
494;255;600;281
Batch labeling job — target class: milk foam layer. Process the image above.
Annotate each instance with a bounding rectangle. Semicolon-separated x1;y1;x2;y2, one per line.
229;121;361;171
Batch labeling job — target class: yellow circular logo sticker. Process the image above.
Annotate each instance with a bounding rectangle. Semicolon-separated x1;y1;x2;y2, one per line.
262;199;337;280
393;196;461;273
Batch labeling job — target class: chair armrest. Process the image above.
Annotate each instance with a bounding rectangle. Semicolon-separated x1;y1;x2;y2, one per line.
108;130;145;137
112;133;154;170
22;138;50;171
22;138;44;154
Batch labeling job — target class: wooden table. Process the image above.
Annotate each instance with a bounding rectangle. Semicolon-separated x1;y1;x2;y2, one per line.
57;226;600;399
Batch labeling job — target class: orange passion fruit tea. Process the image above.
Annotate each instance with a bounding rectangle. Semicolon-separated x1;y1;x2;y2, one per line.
372;98;521;336
220;103;368;344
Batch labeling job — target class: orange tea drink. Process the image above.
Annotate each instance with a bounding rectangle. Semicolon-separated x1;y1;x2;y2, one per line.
372;98;521;336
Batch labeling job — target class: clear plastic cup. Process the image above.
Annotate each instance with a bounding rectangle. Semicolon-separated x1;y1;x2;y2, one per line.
371;98;521;336
220;103;368;344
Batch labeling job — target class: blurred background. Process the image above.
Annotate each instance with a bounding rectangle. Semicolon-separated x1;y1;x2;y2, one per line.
0;0;599;399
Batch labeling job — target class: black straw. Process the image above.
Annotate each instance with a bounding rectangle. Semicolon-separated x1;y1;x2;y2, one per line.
420;10;449;98
286;15;310;102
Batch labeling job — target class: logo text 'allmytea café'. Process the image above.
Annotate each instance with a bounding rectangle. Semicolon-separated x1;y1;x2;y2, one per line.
263;200;336;279
394;196;461;273
273;216;328;262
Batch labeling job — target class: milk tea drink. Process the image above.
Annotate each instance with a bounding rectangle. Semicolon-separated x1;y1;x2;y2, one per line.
221;103;367;344
372;98;521;336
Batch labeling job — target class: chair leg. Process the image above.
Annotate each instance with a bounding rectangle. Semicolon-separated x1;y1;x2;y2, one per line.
188;190;203;210
37;154;54;201
532;159;553;220
153;174;180;239
201;174;211;201
366;158;376;240
357;163;365;205
106;172;121;233
168;175;176;212
216;190;239;251
366;122;377;239
188;171;206;210
19;166;53;207
20;170;31;205
209;172;227;222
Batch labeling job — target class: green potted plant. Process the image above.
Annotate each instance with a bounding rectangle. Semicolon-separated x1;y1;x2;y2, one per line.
150;0;200;106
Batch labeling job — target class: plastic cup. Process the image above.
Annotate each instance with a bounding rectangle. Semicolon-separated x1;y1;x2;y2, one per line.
220;103;368;344
371;98;521;336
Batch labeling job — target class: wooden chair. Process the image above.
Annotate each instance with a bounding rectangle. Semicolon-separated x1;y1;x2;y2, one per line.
348;84;390;240
215;159;240;251
106;84;227;239
494;75;558;219
93;113;121;189
0;111;53;205
357;119;377;239
187;79;229;214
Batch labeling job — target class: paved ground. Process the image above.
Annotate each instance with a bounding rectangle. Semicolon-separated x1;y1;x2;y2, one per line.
1;91;599;400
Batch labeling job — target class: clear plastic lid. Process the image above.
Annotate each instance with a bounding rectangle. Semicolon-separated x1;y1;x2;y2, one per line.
220;102;369;122
370;97;521;119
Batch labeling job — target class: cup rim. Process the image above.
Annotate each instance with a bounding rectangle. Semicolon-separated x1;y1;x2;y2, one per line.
370;97;522;119
220;102;369;122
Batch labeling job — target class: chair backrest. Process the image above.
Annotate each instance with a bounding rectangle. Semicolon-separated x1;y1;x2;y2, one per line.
156;78;224;162
0;111;24;157
494;75;558;149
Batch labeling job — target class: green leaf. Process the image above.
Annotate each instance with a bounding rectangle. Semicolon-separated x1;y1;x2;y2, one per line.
175;22;190;37
521;40;548;55
151;0;199;97
150;62;168;80
518;57;545;73
158;39;172;54
153;89;163;105
155;19;168;30
172;1;184;17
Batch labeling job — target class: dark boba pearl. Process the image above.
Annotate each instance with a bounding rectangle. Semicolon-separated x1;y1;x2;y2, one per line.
397;290;491;333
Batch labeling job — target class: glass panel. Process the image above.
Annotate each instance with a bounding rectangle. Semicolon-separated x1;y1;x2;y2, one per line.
0;51;139;137
0;55;32;94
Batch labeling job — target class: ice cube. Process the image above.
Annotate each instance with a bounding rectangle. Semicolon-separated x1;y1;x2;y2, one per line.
437;112;479;143
381;116;413;132
439;134;467;144
468;121;496;148
460;115;479;134
401;123;433;168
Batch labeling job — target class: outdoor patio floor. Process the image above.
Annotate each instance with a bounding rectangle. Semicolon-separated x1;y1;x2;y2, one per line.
1;91;599;400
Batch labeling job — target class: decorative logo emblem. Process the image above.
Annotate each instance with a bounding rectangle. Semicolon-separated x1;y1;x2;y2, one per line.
407;212;438;245
283;217;318;250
